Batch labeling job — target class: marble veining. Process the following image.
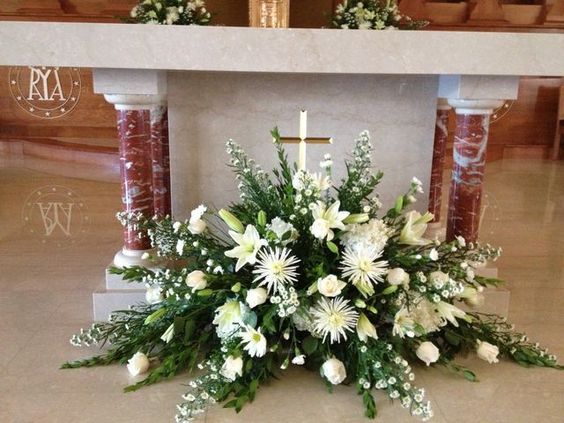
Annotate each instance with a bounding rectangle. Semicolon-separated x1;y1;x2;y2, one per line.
150;106;171;218
428;108;450;223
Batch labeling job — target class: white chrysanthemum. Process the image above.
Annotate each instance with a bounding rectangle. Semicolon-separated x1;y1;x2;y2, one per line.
341;218;391;252
340;246;388;297
239;325;267;357
253;247;300;293
310;297;359;344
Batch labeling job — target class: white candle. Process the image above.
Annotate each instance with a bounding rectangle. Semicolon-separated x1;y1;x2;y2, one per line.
298;140;306;171
299;110;307;140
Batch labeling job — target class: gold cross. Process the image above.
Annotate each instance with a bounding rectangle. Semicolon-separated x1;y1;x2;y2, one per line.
280;110;333;171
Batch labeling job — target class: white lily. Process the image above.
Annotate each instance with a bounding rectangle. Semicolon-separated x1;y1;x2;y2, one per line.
225;225;267;271
399;211;433;246
435;301;468;327
310;201;350;241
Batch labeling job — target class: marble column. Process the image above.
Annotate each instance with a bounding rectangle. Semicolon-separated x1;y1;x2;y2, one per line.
428;99;451;223
446;99;504;243
150;104;171;218
104;94;165;267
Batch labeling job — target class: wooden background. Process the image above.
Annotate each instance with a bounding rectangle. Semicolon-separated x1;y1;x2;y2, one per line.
0;0;562;167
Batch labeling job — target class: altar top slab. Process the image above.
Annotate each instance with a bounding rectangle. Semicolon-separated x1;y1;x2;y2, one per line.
0;22;562;76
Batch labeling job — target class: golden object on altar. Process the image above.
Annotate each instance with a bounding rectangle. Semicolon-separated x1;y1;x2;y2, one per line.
249;0;290;28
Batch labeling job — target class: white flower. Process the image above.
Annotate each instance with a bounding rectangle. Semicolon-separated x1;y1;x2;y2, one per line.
246;287;268;309
127;352;150;376
160;323;174;343
429;271;449;289
416;342;440;366
176;239;185;255
399;211;433;246
341;218;390;252
225;225;267;271
185;270;207;291
429;248;439;261
356;312;378;342
456;235;466;247
476;340;499;364
435;301;467;327
310;201;349;241
321;357;347;385
393;307;415;338
188;205;207;234
317;274;346;297
387;268;410;286
292;355;306;365
145;286;164;304
311;297;359;344
220;355;243;381
252;247;300;294
239;326;267;357
311;172;331;191
213;300;244;337
267;217;298;245
458;286;485;308
340;246;388;297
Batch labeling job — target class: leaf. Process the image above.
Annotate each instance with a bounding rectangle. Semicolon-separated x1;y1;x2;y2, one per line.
463;369;477;382
394;196;404;213
444;330;461;346
184;320;196;343
144;307;167;325
327;241;339;254
249;379;259;401
382;285;398;295
223;399;238;409
302;336;319;355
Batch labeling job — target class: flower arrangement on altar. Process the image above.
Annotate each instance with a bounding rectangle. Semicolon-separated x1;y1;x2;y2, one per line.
64;127;560;422
332;0;426;30
129;0;211;25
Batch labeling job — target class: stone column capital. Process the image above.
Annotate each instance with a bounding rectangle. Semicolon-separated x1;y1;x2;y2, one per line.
104;94;167;111
447;99;505;115
437;98;452;111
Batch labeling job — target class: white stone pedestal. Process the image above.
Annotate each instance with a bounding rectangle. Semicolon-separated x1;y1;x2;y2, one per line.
92;267;146;321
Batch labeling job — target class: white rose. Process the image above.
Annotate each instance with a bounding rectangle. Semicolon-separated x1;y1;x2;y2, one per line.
145;286;164;304
246;287;268;308
429;271;449;289
429;248;439;261
310;218;330;239
476;340;499;364
188;219;207;235
416;341;440;366
127;352;150;376
321;357;347;385
186;270;207;291
317;275;346;297
292;355;306;365
220;355;243;381
387;268;410;286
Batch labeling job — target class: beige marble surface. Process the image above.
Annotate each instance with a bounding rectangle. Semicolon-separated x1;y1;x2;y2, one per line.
0;159;563;422
0;23;563;76
169;72;438;218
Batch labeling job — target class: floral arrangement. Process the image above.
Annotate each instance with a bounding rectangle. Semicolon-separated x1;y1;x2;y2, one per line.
64;129;560;422
129;0;211;25
332;0;426;30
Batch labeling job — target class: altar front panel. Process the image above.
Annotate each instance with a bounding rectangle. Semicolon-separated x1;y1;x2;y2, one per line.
168;72;439;219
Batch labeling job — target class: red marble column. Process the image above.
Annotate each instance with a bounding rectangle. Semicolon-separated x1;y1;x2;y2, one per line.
117;109;154;251
446;113;491;243
150;105;171;218
428;101;451;223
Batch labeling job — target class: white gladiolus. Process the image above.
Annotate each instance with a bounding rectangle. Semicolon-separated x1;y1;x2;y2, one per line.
477;340;499;364
317;274;346;297
246;287;268;308
185;270;207;291
387;268;410;286
356;313;378;342
416;342;440;366
127;351;150;376
321;357;347;385
220;355;243;381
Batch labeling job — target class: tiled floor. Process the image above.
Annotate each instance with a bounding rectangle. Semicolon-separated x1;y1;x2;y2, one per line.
0;160;563;423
